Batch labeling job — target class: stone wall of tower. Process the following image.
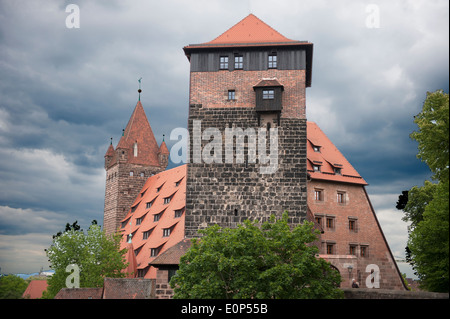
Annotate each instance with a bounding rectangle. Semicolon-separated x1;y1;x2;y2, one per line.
185;108;308;238
104;161;165;236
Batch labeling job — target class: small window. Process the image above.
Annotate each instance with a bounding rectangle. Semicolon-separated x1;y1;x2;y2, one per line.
334;167;342;175
146;200;154;209
314;189;324;201
130;171;134;177
151;247;160;257
220;56;229;69
326;217;335;230
136;216;143;225
262;89;274;100
164;196;172;204
349;219;358;232
174;209;184;218
234;55;243;69
337;192;346;204
313;165;321;172
228;90;236;100
154;212;162;222
163;228;171;237
268;54;277;69
315;216;323;227
140;172;145;178
326;243;335;255
156;185;163;193
360;246;368;257
349;245;357;256
143;229;152;240
313;145;321;152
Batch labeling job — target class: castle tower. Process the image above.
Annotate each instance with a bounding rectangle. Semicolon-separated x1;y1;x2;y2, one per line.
183;14;314;237
103;99;168;236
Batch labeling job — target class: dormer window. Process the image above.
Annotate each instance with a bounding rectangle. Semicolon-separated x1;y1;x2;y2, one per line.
313;165;321;172
313;145;321;152
334;167;342;175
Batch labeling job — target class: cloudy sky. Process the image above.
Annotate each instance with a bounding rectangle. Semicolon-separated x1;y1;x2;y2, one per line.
0;0;448;275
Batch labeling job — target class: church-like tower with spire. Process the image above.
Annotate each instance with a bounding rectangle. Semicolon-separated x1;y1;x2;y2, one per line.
103;97;169;236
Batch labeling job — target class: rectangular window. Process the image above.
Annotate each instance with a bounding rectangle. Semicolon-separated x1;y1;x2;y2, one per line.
136;217;143;225
154;213;161;222
228;90;235;100
337;192;346;204
163;228;171;237
360;246;368;257
313;165;321;172
315;216;323;228
314;189;323;201
262;89;274;99
326;217;335;230
151;248;159;257
326;243;335;255
146;200;154;209
349;245;357;256
220;56;229;69
268;54;277;68
234;55;243;69
349;219;358;232
334;167;342;175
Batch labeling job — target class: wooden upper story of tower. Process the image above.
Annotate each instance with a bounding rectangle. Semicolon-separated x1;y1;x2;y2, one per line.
183;14;313;87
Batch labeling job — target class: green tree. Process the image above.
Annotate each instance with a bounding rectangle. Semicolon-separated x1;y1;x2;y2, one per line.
43;221;128;299
407;180;449;292
410;89;449;183
0;275;28;299
170;212;343;299
397;90;449;292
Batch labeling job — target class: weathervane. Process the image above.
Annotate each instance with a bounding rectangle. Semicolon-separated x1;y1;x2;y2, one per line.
138;77;142;101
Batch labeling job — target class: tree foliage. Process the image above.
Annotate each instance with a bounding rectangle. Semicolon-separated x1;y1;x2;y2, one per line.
170;212;343;299
397;90;449;292
0;275;28;299
410;89;449;183
43;221;128;298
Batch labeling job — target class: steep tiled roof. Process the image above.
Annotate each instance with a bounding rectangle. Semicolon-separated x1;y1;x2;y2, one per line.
54;287;103;299
120;164;187;278
108;101;160;168
149;238;192;266
307;122;367;185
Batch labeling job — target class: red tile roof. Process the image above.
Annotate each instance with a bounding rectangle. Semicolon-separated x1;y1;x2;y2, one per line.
207;14;296;45
120;123;366;277
108;101;161;168
120;164;187;278
22;280;48;299
184;14;311;50
307;122;367;185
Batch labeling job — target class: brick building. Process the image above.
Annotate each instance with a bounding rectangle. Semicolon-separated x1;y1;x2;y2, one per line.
103;14;406;296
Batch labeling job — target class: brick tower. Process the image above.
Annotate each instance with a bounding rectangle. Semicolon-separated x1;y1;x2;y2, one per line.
103;99;169;236
183;14;314;237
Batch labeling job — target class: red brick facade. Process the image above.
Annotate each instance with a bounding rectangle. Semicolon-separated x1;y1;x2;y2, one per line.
309;179;405;290
189;69;306;119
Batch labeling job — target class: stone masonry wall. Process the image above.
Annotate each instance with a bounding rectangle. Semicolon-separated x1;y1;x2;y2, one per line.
185;106;308;238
